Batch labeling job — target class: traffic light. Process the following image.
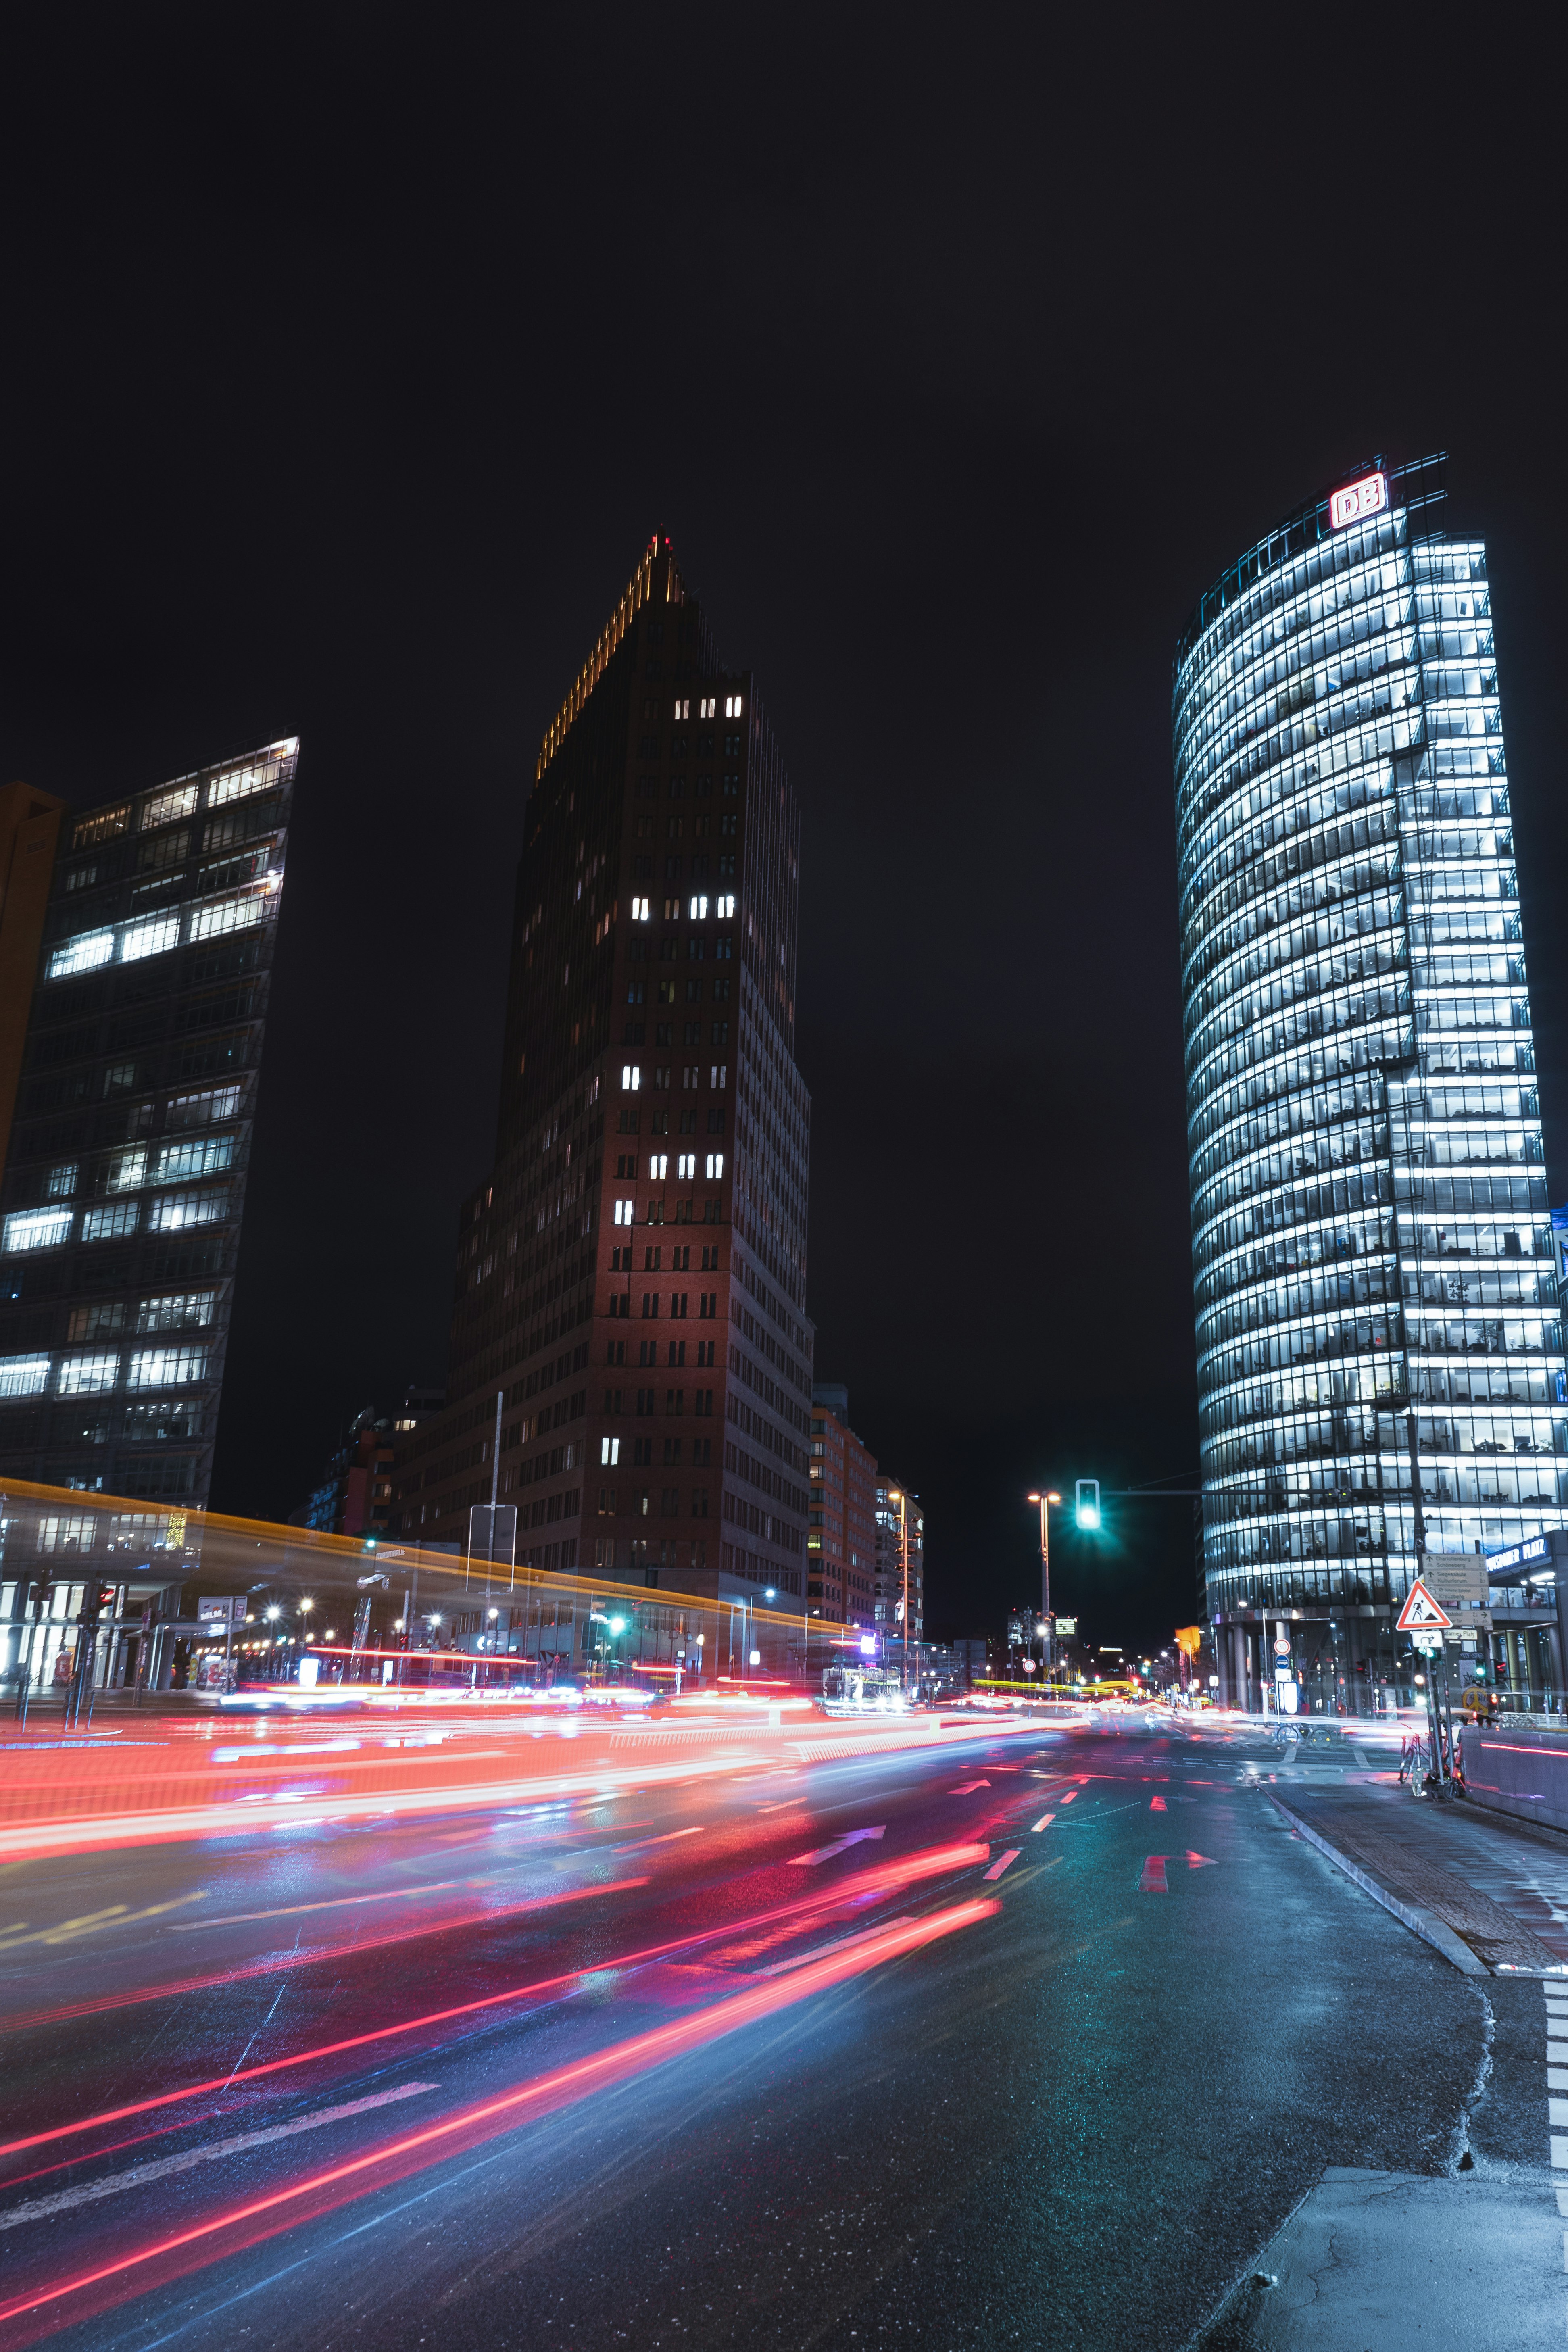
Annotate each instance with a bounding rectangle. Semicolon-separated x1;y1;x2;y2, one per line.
1075;1479;1101;1531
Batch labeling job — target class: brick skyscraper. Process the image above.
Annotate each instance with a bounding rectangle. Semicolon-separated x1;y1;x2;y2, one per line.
396;540;814;1628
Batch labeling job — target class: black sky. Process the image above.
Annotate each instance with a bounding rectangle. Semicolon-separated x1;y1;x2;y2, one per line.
2;8;1562;1655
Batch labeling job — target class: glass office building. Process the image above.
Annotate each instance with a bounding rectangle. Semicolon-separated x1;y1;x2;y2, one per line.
0;739;296;1509
1174;457;1564;1711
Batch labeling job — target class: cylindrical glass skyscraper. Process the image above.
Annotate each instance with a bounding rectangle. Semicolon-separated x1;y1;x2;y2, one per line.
1174;455;1565;1713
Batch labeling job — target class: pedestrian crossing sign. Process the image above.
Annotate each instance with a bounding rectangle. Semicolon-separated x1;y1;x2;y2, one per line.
1396;1578;1453;1634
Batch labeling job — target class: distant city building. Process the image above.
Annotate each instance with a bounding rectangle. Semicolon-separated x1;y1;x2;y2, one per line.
0;740;297;1507
809;1382;878;1626
1176;453;1566;1714
392;542;813;1645
291;1385;446;1539
874;1471;923;1646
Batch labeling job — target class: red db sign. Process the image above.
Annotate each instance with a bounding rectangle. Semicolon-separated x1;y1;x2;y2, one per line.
1330;472;1387;530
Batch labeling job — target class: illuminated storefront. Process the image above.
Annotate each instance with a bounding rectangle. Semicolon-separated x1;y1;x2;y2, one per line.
1174;455;1566;1711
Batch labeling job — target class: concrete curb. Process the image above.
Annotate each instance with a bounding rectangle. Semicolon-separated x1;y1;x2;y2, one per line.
1266;1791;1489;1977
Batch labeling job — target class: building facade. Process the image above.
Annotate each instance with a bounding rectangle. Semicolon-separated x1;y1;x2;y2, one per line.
393;542;813;1641
808;1383;878;1631
0;739;297;1508
1175;455;1565;1712
0;783;68;1180
874;1472;923;1647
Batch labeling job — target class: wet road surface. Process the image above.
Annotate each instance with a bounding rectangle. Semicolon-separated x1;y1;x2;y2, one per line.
0;1718;1513;2348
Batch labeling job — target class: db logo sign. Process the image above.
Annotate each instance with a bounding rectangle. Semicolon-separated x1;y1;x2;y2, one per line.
1329;471;1388;530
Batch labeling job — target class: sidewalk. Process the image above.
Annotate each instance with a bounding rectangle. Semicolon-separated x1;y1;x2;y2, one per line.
1260;1766;1568;1976
1198;1763;1568;2348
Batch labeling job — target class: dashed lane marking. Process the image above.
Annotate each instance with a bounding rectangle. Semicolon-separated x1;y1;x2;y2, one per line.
1031;1816;1055;1833
984;1851;1021;1882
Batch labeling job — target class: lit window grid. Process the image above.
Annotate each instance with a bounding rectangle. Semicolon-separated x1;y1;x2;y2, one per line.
1176;515;1565;1614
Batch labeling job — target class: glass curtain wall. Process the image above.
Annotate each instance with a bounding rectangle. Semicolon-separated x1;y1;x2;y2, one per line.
1174;458;1565;1694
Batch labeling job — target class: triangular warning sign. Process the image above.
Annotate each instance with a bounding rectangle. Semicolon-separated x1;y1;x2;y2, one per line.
1396;1578;1453;1633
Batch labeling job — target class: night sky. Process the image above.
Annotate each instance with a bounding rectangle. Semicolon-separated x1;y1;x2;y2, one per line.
2;14;1560;1656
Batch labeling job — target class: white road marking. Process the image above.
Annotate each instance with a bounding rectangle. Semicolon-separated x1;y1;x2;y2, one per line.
788;1827;886;1867
754;1917;915;1977
171;1879;493;1929
0;2083;438;2226
984;1851;1021;1881
1031;1816;1055;1832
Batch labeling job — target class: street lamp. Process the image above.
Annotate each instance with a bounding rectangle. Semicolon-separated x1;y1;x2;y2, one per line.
1026;1493;1062;1687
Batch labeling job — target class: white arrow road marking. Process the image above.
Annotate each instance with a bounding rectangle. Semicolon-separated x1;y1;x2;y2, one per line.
788;1827;887;1866
948;1781;991;1795
0;2083;438;2227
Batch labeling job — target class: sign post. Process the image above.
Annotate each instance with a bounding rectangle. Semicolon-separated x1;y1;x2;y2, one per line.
1397;1580;1454;1786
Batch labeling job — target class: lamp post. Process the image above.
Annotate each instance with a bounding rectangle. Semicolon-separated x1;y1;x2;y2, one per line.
888;1488;909;1691
1026;1492;1062;1688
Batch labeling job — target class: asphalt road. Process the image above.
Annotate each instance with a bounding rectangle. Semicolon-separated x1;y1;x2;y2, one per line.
0;1719;1508;2349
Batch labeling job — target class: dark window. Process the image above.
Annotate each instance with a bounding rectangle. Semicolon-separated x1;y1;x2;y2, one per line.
603;1387;623;1412
640;735;661;757
665;856;681;880
720;812;738;837
684;1022;701;1045
636;1391;655;1418
661;1487;680;1516
724;733;743;755
692;1486;709;1516
696;1388;714;1415
686;977;703;1003
696;1340;715;1366
634;1437;653;1464
679;1109;697;1134
605;1341;626;1367
722;773;740;797
672;1245;690;1271
707;1107;725;1134
616;1153;637;1177
617;1107;640;1134
688;936;705;961
666;1390;685;1416
701;1245;719;1271
711;1021;729;1046
667;816;685;840
663;1438;682;1466
626;981;645;1004
715;934;733;960
638;1339;656;1366
718;854;736;878
667;1339;686;1367
713;976;731;999
632;855;653;878
623;1021;645;1044
644;1245;661;1271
